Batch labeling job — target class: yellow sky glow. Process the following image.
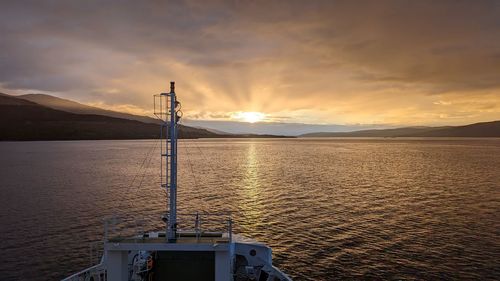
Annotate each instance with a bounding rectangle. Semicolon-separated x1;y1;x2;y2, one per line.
231;111;267;123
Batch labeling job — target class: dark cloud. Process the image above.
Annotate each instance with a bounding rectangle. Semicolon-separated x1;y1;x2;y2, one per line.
0;0;499;125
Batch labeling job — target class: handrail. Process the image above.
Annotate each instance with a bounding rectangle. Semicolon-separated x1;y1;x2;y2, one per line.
103;212;234;243
90;241;104;266
61;263;105;281
255;257;293;281
270;265;293;281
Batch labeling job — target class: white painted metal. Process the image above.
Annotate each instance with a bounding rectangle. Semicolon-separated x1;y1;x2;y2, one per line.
107;251;128;281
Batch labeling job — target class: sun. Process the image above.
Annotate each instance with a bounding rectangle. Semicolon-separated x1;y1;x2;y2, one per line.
232;111;266;123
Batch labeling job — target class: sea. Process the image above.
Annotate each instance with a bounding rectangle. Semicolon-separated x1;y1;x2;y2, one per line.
0;138;499;280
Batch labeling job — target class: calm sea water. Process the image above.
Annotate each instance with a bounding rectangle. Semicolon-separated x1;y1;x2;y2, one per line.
0;138;499;280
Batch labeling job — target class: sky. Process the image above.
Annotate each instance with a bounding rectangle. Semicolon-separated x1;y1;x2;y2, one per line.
1;0;500;133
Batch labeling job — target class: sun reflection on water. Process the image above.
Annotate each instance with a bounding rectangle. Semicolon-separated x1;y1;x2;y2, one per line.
237;142;264;233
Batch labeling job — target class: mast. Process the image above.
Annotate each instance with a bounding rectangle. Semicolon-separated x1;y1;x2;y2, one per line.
157;81;180;242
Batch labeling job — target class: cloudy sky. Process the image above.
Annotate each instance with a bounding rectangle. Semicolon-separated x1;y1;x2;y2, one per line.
1;0;499;131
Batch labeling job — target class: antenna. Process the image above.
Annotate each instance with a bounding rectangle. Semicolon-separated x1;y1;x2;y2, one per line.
154;81;181;242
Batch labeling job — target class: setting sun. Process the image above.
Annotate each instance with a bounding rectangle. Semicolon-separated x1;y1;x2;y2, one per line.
231;111;266;123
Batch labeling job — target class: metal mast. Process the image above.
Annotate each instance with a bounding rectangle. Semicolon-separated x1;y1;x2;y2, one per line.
168;81;178;242
155;81;180;242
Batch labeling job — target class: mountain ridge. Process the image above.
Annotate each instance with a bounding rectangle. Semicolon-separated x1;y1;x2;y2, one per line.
300;121;500;137
17;93;160;124
3;92;497;139
0;93;289;140
0;93;217;140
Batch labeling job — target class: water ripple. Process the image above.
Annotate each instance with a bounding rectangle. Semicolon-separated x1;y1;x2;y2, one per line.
0;138;499;280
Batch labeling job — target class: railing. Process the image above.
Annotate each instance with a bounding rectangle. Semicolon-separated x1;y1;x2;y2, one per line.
89;241;104;266
61;263;106;281
174;212;233;241
254;257;293;281
103;212;233;243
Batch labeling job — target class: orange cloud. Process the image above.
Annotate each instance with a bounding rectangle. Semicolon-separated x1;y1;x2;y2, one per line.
1;1;499;126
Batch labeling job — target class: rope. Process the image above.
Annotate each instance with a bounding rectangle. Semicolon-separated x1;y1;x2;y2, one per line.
179;121;203;191
136;138;160;191
183;124;220;177
128;138;160;191
184;139;200;190
115;137;159;221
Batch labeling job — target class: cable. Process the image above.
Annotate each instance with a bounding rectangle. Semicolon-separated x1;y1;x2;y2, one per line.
128;138;160;192
136;138;160;191
178;119;203;191
184;140;200;190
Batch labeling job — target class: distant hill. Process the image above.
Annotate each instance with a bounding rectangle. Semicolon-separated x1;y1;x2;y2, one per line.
0;93;219;141
17;93;160;124
0;93;35;105
190;125;232;135
301;127;444;137
408;121;500;137
0;93;289;141
15;94;293;138
301;121;500;137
